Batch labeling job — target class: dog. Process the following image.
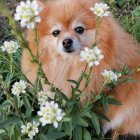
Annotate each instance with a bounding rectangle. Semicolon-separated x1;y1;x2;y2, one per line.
21;0;140;136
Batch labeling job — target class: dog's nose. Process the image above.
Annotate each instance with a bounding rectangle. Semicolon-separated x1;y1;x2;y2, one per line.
62;39;73;49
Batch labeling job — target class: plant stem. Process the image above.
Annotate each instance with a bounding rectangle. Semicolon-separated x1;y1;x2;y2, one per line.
94;16;101;44
75;16;101;93
9;54;13;75
76;64;88;89
81;67;93;92
1;82;26;124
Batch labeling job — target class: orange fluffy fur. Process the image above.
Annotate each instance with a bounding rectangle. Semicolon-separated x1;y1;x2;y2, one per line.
21;0;140;135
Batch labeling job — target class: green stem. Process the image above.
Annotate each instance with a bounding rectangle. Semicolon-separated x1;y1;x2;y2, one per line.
1;82;26;124
9;54;13;74
33;26;51;85
94;16;101;45
34;26;39;59
98;81;107;95
75;64;88;89
81;67;93;93
74;17;102;93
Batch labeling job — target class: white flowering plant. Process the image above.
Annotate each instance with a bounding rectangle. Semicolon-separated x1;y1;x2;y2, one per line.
80;47;104;67
90;3;110;17
0;1;139;140
14;0;42;29
0;40;20;54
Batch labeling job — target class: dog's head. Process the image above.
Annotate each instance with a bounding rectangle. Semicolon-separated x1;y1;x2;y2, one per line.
36;0;105;56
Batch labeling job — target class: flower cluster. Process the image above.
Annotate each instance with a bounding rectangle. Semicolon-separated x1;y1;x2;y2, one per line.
11;80;27;96
90;2;110;17
21;121;40;139
0;41;20;54
80;47;104;67
102;69;121;83
14;0;42;29
37;90;48;105
38;101;65;128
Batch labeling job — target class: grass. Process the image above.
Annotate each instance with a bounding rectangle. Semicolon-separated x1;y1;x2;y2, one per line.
115;0;140;42
106;0;140;42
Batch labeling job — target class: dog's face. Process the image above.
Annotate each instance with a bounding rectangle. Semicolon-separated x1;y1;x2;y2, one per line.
38;0;98;56
49;20;94;55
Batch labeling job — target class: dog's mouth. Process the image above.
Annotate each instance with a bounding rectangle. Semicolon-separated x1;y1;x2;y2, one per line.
64;48;75;53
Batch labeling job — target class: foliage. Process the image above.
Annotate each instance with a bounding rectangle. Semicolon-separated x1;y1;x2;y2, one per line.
0;0;139;140
105;0;140;42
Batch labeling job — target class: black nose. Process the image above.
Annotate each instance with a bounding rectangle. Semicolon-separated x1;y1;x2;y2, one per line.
62;39;73;49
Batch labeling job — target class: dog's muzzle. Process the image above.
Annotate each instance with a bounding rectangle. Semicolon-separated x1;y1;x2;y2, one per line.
62;39;74;53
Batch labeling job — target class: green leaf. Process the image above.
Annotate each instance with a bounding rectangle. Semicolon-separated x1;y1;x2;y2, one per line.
64;122;72;138
22;95;32;117
0;129;7;140
79;118;89;127
67;80;78;85
108;98;122;105
62;117;71;122
46;132;66;140
0;100;12;110
0;117;20;128
81;92;87;97
91;113;100;135
121;65;132;75
116;0;125;7
11;125;22;140
126;78;138;83
8;124;15;139
95;112;110;122
103;99;109;113
65;106;73;115
72;116;79;128
75;127;82;140
0;129;6;135
15;96;22;109
38;79;43;90
132;6;140;18
80;112;92;119
57;91;68;101
82;71;88;79
38;134;46;140
71;87;82;94
83;128;91;140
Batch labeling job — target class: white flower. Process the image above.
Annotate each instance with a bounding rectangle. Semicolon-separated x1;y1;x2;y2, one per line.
21;121;40;139
90;2;110;17
37;90;48;105
38;101;65;128
102;69;121;83
80;47;104;67
14;0;42;29
11;80;27;96
0;41;20;54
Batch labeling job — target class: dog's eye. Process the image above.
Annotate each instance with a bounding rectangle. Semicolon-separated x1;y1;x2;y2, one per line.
74;26;84;34
52;30;60;37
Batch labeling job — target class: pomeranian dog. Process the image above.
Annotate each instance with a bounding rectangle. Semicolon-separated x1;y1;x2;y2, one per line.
22;0;140;136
